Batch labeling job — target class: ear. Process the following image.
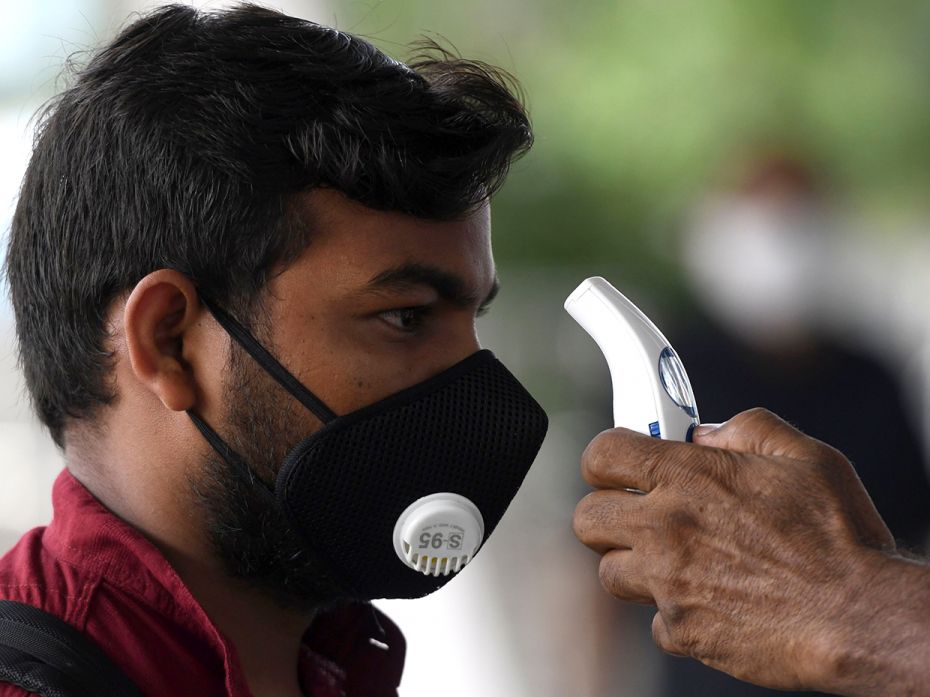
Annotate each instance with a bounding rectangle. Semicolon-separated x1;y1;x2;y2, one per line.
123;269;202;412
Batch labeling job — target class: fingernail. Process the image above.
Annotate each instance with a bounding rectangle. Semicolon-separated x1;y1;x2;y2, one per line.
693;423;723;438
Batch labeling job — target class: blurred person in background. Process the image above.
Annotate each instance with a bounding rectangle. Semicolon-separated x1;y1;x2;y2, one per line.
0;4;548;696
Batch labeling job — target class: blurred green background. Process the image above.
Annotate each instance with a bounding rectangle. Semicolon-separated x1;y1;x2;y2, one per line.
3;0;929;294
335;0;930;296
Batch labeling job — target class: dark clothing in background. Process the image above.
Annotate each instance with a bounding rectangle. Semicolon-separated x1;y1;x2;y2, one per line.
659;315;930;697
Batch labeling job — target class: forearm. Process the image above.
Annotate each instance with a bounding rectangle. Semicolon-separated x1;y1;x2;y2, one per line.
819;550;930;697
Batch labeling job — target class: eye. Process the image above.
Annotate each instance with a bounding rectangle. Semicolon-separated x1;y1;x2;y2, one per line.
378;307;431;333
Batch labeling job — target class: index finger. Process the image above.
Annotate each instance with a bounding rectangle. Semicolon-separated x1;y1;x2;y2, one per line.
581;427;704;491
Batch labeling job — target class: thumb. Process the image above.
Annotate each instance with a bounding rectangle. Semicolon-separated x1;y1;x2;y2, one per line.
693;408;844;465
695;409;895;551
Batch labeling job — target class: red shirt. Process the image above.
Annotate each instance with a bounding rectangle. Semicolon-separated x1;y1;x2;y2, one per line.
0;470;405;696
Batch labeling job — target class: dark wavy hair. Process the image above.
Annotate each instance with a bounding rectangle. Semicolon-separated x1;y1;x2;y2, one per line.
6;3;532;446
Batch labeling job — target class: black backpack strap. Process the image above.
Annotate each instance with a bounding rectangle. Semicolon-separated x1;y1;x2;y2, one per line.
0;600;144;696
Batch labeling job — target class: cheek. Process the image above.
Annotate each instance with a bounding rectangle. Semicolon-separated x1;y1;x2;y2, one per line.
305;337;482;415
272;328;413;414
330;355;397;408
319;346;462;414
269;304;480;416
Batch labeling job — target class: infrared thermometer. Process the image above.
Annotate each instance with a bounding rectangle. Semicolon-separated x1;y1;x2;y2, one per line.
564;277;700;441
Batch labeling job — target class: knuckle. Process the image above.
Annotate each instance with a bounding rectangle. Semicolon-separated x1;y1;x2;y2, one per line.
665;570;694;599
573;491;629;544
651;614;673;652
640;441;676;483
675;630;700;656
739;406;778;426
572;494;599;538
677;448;734;495
597;555;617;591
659;607;701;656
646;512;698;579
652;617;686;658
597;553;633;598
660;601;687;631
809;440;849;468
648;546;677;583
581;429;614;479
663;508;700;537
732;407;786;442
707;450;745;493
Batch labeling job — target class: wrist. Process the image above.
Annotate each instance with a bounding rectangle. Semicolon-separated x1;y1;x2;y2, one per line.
809;548;930;697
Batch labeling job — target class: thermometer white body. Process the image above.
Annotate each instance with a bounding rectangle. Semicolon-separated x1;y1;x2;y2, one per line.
564;277;700;441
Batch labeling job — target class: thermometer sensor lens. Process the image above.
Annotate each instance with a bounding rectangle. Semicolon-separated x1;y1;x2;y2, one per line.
659;347;698;419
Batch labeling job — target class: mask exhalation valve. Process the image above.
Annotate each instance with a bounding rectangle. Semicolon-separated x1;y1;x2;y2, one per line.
393;493;485;577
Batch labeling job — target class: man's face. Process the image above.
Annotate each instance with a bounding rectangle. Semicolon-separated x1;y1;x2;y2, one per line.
259;188;497;415
192;188;498;608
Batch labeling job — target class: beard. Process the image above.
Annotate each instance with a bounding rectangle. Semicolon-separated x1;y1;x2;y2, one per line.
188;333;347;613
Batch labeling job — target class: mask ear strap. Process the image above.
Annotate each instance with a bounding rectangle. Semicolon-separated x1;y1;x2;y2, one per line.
199;294;337;424
186;409;278;504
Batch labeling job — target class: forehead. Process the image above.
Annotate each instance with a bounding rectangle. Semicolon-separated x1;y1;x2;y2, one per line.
285;188;494;291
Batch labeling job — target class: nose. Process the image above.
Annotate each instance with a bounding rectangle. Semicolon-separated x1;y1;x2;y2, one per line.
444;314;483;367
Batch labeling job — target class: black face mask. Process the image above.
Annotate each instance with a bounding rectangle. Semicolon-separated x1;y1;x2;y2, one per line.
188;297;548;600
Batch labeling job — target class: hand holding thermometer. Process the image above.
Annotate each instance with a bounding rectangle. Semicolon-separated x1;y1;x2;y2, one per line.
564;277;700;442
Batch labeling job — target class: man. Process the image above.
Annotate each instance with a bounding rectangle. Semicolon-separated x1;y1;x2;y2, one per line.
0;4;547;696
575;409;930;696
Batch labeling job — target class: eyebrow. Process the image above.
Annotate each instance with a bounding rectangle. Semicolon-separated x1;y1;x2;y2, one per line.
366;263;500;309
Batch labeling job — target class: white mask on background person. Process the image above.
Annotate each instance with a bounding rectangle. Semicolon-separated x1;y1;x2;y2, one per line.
681;195;832;348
